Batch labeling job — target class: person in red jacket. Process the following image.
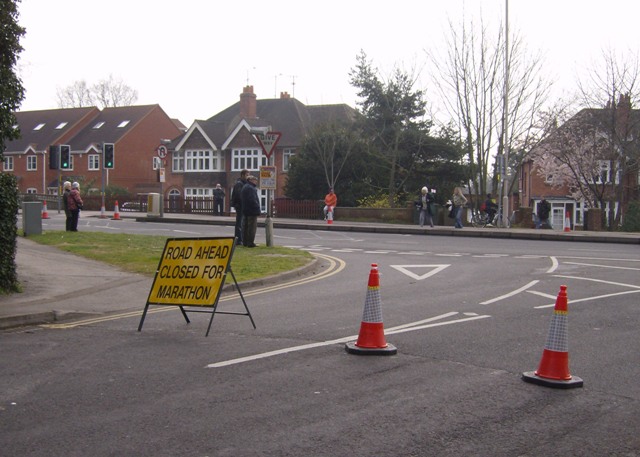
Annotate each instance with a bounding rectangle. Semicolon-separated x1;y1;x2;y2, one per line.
323;188;337;220
67;181;83;232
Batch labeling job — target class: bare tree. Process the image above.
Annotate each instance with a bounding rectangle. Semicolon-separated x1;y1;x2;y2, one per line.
533;49;640;230
56;80;93;108
576;48;640;227
427;13;551;205
92;74;138;108
56;75;138;109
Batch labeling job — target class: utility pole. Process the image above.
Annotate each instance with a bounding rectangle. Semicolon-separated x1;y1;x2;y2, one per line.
501;0;510;228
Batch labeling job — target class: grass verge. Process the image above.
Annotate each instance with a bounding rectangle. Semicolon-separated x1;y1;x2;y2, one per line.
28;231;314;282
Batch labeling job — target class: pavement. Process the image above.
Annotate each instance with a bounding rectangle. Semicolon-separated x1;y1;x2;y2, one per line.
1;210;638;331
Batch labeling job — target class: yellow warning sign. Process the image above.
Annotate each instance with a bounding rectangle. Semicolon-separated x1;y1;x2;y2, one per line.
148;237;235;307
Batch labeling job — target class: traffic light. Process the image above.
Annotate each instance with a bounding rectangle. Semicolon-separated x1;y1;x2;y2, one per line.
49;145;60;170
60;145;71;169
103;143;114;169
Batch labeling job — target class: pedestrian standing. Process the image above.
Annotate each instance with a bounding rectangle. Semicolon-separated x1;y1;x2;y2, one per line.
67;181;83;232
452;187;467;229
323;188;337;220
62;181;72;231
241;175;261;247
213;183;225;216
417;186;435;228
231;169;249;244
537;196;552;229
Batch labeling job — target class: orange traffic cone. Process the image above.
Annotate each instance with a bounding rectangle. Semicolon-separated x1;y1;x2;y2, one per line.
100;203;107;219
41;200;50;219
327;206;333;225
522;285;583;388
112;200;121;220
345;264;397;355
563;211;571;232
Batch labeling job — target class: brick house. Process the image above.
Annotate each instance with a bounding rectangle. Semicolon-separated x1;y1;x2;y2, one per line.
520;95;639;229
3;105;184;196
165;86;358;213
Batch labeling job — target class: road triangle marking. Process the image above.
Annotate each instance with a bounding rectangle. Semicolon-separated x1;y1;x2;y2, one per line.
390;264;450;280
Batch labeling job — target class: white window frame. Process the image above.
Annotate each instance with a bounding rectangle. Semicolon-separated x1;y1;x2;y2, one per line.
185;149;222;172
89;154;100;170
27;155;37;171
3;156;14;171
232;148;265;171
283;148;295;171
26;188;38;194
172;151;184;172
185;188;213;198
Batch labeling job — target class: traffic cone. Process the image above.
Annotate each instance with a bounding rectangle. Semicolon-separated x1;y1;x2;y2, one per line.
563;211;571;232
100;203;107;219
112;200;121;220
522;285;583;388
345;264;397;355
327;206;333;225
41;200;50;219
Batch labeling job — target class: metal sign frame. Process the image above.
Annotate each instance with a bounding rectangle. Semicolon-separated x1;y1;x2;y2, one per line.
138;237;255;336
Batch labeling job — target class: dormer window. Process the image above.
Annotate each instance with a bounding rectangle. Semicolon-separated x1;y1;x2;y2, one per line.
93;121;105;129
117;120;130;128
33;123;45;130
55;122;68;129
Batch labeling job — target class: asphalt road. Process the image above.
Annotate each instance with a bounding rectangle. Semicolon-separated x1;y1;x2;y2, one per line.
2;215;639;456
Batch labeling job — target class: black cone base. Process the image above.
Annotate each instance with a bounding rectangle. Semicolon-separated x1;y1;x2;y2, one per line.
345;342;397;356
522;371;583;389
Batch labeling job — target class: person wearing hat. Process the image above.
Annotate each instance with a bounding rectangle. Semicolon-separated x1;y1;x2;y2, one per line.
213;183;225;216
67;181;84;232
62;181;72;231
240;175;260;247
323;187;337;220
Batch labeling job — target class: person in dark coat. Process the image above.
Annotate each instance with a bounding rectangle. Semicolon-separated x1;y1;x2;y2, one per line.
240;175;261;247
62;181;72;231
231;169;249;244
537;196;552;229
416;186;435;228
213;183;225;216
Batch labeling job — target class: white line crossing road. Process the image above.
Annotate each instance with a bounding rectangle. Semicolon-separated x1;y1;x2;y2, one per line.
205;311;491;368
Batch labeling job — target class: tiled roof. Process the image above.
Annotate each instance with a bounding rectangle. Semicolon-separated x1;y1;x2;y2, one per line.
69;105;162;151
6;107;99;153
206;98;358;147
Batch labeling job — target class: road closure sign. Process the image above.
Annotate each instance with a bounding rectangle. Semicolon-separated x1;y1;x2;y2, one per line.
148;237;235;307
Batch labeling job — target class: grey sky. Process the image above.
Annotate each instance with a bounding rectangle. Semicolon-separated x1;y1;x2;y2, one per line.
16;0;639;126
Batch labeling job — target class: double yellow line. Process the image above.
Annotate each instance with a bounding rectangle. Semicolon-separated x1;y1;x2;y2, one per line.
41;252;346;330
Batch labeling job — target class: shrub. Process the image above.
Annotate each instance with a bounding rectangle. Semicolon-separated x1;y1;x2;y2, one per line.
621;200;640;232
0;173;19;293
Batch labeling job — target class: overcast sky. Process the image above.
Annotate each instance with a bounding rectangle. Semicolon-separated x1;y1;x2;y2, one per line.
16;0;640;127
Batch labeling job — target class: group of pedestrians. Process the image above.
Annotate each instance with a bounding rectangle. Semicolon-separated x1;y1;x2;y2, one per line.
62;180;83;232
231;169;261;248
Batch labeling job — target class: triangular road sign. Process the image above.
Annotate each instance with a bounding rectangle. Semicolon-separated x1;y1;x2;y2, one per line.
257;131;282;159
390;264;450;280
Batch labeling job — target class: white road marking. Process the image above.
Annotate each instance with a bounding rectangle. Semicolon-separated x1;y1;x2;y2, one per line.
535;290;640;309
480;280;540;305
206;311;490;368
527;290;557;299
553;275;640;289
563;261;640;271
390;264;450;281
546;256;559;274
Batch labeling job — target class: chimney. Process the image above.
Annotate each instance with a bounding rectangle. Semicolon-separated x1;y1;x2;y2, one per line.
280;91;290;99
240;85;257;119
616;93;632;131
